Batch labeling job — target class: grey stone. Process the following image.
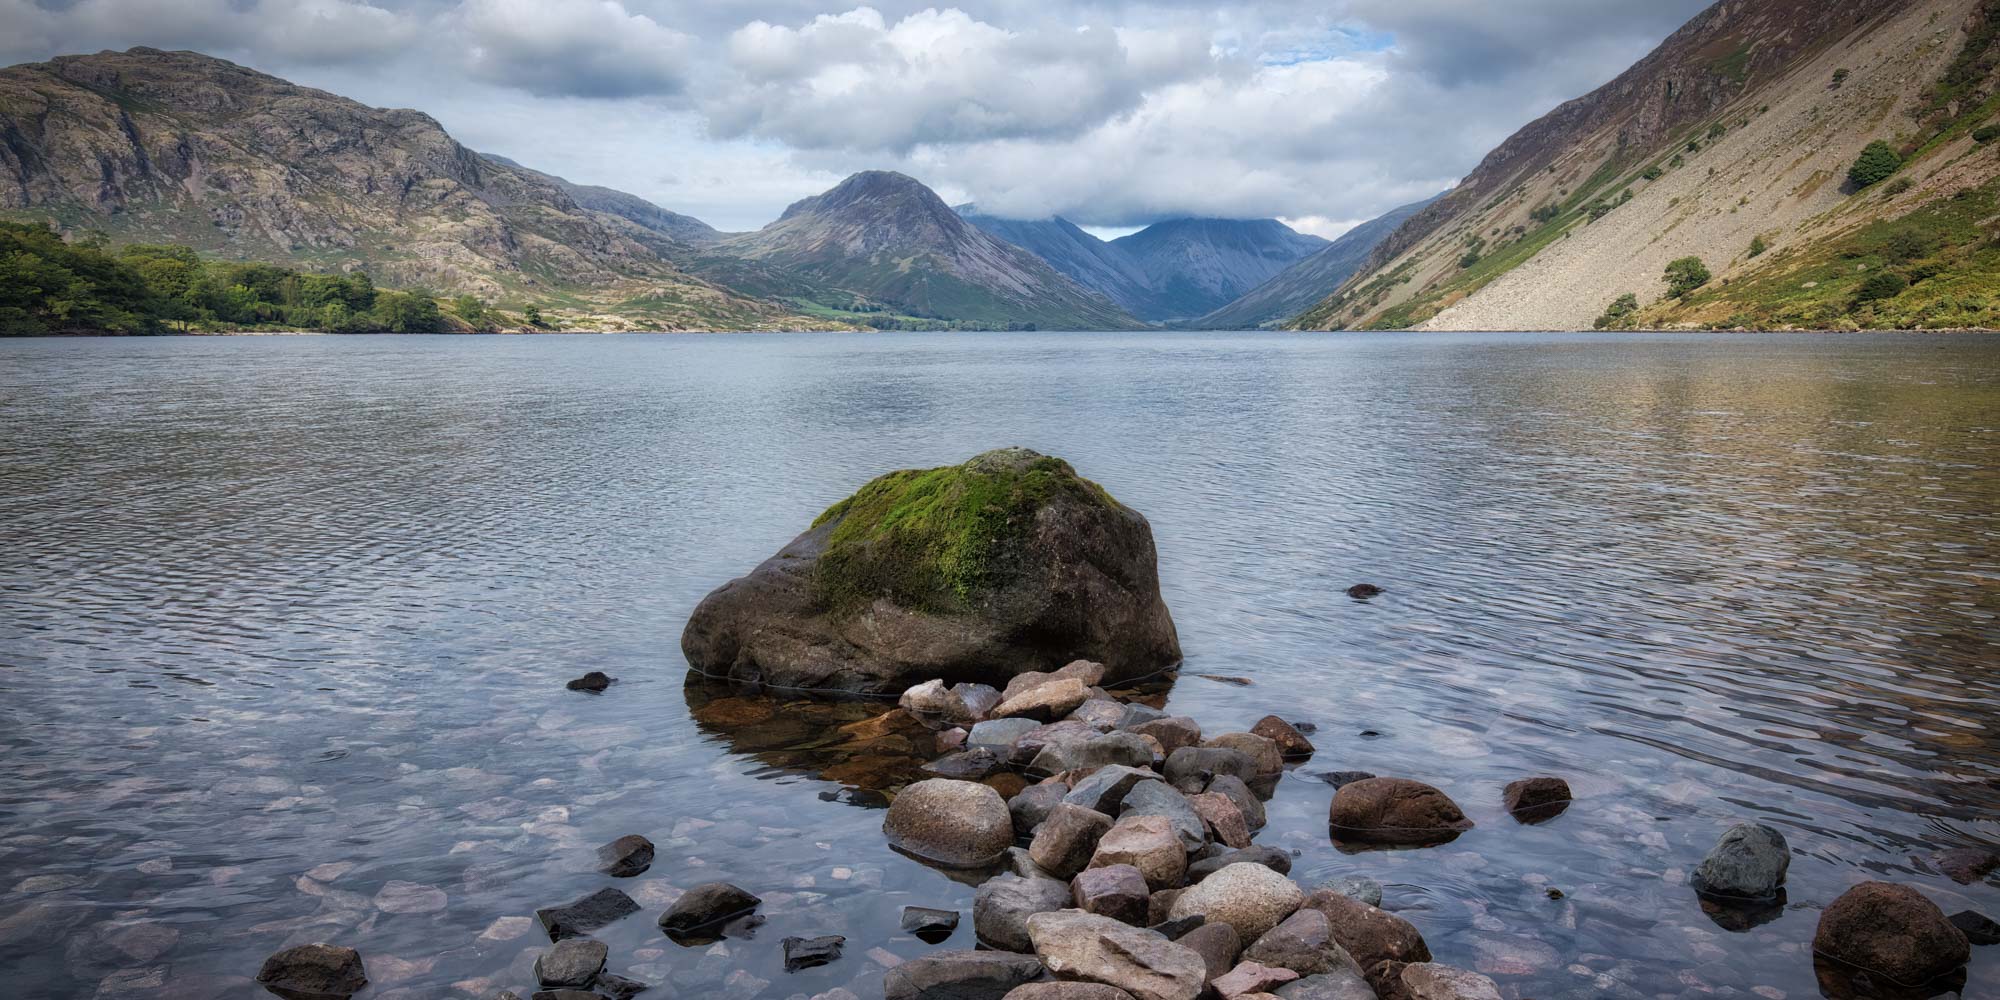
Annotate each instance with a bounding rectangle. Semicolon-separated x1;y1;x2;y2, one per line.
1116;704;1168;729
1244;908;1363;977
1313;876;1382;908
1126;718;1201;756
1067;698;1128;730
903;905;962;942
1064;766;1156;814
976;873;1073;952
1029;803;1114;880
1032;732;1154;775
1204;775;1265;830
1010;783;1072;837
659;882;761;935
924;748;1006;780
595;834;654;878
1175;922;1240;984
783;934;845;971
1119;781;1206;853
1162;747;1258;795
883;949;1045;1000
537;887;641;941
1188;846;1291;883
535;939;608;989
1689;823;1789;901
972;718;1044;754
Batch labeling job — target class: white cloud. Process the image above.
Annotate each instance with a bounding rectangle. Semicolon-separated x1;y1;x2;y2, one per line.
0;0;421;67
453;0;695;98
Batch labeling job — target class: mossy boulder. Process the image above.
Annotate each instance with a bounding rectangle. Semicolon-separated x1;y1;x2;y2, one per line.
682;448;1181;695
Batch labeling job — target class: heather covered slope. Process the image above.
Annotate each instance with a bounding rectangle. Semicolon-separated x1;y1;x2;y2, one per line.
0;48;811;331
1292;0;2000;332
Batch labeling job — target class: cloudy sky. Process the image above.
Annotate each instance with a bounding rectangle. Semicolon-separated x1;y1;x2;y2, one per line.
1;0;1711;236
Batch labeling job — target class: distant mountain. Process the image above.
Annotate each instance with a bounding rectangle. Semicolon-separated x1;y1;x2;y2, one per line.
955;208;1158;317
482;154;723;245
715;171;1140;329
1295;0;1999;332
1108;219;1326;322
957;210;1328;323
0;48;807;330
1193;196;1439;329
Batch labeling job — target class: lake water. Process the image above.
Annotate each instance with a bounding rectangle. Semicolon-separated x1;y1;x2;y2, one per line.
1;331;1997;1000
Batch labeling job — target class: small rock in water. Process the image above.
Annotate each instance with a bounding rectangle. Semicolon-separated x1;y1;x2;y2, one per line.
1502;777;1573;823
1397;962;1502;999
1329;777;1473;846
659;883;762;938
537;887;641;941
1314;771;1375;790
1948;909;2000;945
592;972;649;1000
1250;716;1316;758
1313;875;1382;908
373;880;448;914
782;934;845;971
595;834;655;878
1196;674;1254;687
535;938;608;988
1689;823;1789;901
565;671;614;692
1813;881;1969;987
883;779;1014;868
922;748;1005;780
1345;584;1382;599
1933;846;2000;885
900;905;959;943
256;943;368;999
885;950;1045;1000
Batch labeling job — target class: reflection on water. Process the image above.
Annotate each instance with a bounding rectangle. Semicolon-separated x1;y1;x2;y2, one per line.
0;331;1997;999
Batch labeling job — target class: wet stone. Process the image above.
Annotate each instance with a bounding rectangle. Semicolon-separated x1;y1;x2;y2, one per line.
659;882;762;937
256;943;368;999
783;935;845;971
1029;803;1115;880
1690;823;1789;901
1117;704;1168;729
1163;747;1259;795
1312;772;1374;790
1934;847;2000;885
1065;765;1157;815
1813;881;1970;987
902;905;961;943
1312;876;1382;909
592;973;648;1000
1011;783;1071;837
883;779;1014;868
536;939;608;989
1328;778;1472;846
972;718;1044;754
976;873;1073;952
1188;846;1291;884
883;949;1045;1000
1204;775;1265;830
1073;863;1151;925
1119;780;1207;853
1245;908;1360;977
1345;584;1382;599
565;671;614;692
1068;698;1129;730
538;887;641;941
1249;717;1316;759
1273;971;1377;1000
1501;777;1572;822
924;748;1006;781
595;834;654;878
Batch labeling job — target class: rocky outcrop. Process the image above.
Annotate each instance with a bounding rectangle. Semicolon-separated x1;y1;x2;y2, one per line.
683;449;1181;694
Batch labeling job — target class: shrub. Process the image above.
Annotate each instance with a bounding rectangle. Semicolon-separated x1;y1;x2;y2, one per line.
1975;124;2000;144
1665;256;1712;298
1882;227;1934;264
1642;165;1665;181
1833;68;1849;88
1748;235;1768;258
1847;141;1902;188
1594;293;1640;330
1854;271;1909;304
1708;123;1728;139
1459;249;1482;269
1529;203;1562;224
523;304;545;328
1884;177;1914;196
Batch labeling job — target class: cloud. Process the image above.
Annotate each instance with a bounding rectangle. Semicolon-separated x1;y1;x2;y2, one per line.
453;0;696;98
0;0;421;67
705;6;1216;152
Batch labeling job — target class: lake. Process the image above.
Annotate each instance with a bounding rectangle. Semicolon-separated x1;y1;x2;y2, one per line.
1;331;1996;1000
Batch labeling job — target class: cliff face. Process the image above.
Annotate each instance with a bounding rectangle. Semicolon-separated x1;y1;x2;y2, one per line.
0;48;796;329
1295;0;1996;332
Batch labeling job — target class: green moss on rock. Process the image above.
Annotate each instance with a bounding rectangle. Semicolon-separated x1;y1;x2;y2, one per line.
810;448;1119;614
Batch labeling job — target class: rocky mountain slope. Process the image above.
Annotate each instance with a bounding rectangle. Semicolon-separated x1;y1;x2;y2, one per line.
716;172;1141;330
955;208;1159;318
0;48;803;331
1109;219;1326;322
483;154;724;246
1192;196;1437;329
1292;0;2000;332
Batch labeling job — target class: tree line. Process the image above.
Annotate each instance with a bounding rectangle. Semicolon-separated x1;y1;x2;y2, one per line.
0;222;455;336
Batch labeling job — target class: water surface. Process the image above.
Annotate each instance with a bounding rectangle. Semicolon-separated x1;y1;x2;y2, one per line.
1;331;1997;999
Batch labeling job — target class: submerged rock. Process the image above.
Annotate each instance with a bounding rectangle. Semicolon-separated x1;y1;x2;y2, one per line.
681;449;1181;695
1933;846;2000;885
594;834;654;878
1397;963;1503;999
1949;909;1999;946
884;778;1014;868
536;887;640;941
1500;777;1571;823
565;671;614;692
255;943;367;999
1274;970;1377;1000
658;882;761;937
1812;881;1969;987
535;939;607;989
883;949;1045;1000
902;905;962;943
924;748;1007;780
1328;778;1472;846
1002;985;1137;1000
1345;584;1382;599
782;934;845;971
1690;823;1789;901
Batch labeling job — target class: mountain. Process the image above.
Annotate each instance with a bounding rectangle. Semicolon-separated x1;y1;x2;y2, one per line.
1192;196;1439;329
955;208;1158;318
713;171;1141;329
482;154;724;245
0;48;807;331
956;211;1328;323
1109;219;1327;322
1293;0;2000;332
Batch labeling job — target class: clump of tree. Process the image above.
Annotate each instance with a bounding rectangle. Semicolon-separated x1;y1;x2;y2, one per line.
1708;122;1728;140
1853;271;1910;306
522;303;547;328
1459;235;1487;270
1748;235;1769;258
1832;68;1850;88
1641;165;1665;181
1974;124;2000;144
1847;141;1903;188
1529;203;1562;224
1594;293;1640;330
1665;256;1712;299
0;222;449;335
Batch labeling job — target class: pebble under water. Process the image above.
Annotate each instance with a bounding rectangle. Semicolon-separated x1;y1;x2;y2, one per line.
0;330;1997;999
